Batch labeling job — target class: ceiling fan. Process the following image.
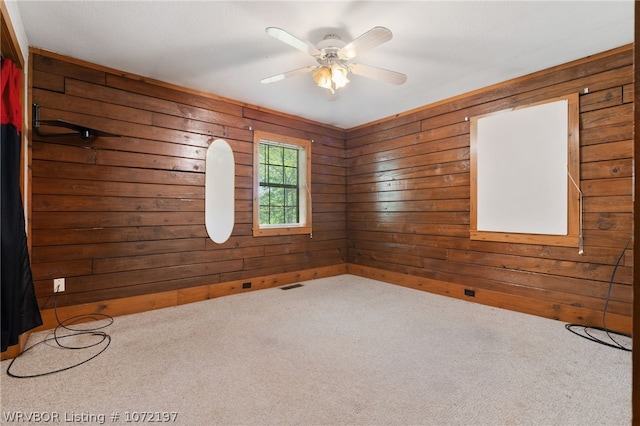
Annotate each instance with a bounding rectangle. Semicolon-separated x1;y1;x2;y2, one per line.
261;26;407;94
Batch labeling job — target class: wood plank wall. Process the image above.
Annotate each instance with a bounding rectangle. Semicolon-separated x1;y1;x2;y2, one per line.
29;50;347;310
345;45;634;333
26;45;634;335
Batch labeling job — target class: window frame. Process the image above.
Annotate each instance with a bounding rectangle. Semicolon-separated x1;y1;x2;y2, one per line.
253;130;312;237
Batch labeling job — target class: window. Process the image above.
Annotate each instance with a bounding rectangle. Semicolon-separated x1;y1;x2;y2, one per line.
253;131;311;237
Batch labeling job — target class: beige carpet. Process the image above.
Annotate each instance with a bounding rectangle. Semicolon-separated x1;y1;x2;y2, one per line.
1;275;632;425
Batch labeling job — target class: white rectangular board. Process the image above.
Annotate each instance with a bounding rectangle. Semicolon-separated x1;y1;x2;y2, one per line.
475;99;568;235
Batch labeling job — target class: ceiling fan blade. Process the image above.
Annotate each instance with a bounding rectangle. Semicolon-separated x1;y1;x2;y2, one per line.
349;63;407;85
261;66;316;84
340;26;392;60
266;27;321;57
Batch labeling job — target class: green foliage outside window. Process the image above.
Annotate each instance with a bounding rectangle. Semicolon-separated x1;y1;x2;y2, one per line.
259;143;299;225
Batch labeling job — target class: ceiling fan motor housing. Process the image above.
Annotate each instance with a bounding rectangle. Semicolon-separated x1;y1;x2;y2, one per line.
315;34;349;71
317;34;346;50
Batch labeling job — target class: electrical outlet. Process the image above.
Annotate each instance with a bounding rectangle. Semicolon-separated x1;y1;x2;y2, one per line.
464;288;475;297
54;278;65;292
242;282;251;289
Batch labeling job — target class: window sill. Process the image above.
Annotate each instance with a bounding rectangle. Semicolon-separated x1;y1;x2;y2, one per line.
253;225;312;237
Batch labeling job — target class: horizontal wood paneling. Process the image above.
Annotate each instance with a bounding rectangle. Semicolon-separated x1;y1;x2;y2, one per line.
346;45;634;332
30;51;347;308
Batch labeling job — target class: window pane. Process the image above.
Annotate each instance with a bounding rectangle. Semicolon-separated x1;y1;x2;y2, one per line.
270;206;284;224
260;144;268;163
283;148;297;167
285;206;297;223
268;145;283;165
259;163;267;184
259;186;270;205
260;206;270;224
268;165;283;184
284;166;297;185
271;187;284;207
285;188;298;207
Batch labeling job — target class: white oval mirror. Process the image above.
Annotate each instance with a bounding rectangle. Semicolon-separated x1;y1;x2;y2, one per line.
205;139;235;244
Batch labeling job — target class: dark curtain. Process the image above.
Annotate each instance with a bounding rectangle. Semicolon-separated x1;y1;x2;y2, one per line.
1;57;42;352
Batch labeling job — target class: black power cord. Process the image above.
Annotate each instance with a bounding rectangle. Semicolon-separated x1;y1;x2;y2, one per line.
565;237;632;352
6;290;114;378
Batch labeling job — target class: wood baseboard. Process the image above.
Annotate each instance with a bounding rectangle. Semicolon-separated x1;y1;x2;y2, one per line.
1;264;347;359
347;263;632;336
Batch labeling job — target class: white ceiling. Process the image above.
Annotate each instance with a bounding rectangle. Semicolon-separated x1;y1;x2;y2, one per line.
15;1;634;129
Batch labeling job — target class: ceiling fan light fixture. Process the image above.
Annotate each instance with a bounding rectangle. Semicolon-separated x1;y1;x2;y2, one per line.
313;64;350;93
331;64;349;88
312;66;332;89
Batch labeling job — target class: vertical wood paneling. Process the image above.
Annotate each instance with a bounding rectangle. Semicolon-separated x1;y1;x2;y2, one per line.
30;51;346;308
346;45;633;329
